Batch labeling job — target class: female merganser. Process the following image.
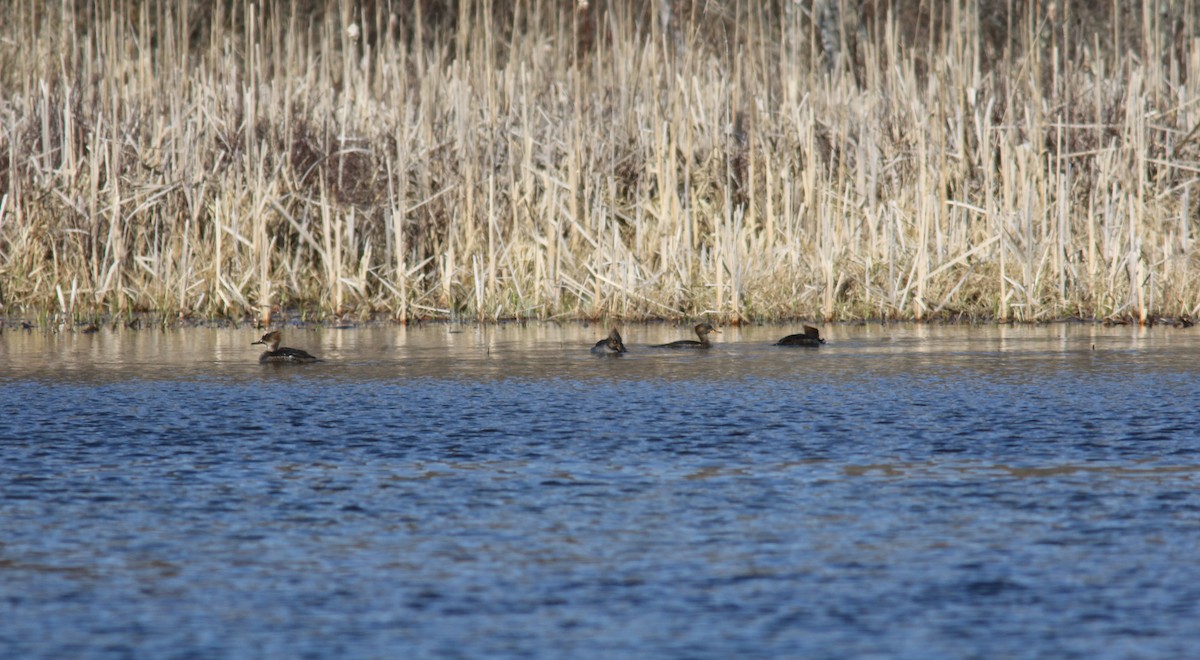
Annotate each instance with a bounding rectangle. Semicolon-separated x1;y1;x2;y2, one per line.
252;330;320;363
776;325;825;347
591;328;628;354
654;322;718;348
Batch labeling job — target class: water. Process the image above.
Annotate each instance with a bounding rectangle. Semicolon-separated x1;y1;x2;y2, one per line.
2;323;1199;658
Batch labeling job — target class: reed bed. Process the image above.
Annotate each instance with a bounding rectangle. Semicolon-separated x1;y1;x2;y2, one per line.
1;0;1198;324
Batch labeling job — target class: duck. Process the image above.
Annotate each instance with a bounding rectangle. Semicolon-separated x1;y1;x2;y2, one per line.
654;322;718;348
591;328;628;355
776;325;825;347
252;330;320;364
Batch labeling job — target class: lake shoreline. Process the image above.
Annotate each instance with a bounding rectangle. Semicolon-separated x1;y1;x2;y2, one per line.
2;311;1193;335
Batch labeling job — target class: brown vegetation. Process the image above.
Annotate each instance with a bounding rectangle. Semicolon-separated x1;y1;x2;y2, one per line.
1;0;1198;324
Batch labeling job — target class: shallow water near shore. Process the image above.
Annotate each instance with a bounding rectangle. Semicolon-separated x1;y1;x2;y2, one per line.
3;323;1200;658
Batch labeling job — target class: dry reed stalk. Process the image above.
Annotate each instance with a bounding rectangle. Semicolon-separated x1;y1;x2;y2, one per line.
1;1;1199;323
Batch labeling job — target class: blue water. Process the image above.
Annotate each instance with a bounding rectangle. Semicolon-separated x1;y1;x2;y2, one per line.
2;323;1199;658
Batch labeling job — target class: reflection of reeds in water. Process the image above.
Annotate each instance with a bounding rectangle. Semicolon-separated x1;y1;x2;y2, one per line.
2;1;1198;324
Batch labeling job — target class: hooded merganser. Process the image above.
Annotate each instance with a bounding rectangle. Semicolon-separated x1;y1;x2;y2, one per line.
776;325;825;347
591;328;628;354
654;322;718;348
252;330;320;363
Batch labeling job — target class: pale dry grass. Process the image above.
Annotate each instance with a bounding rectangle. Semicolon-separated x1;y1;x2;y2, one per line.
1;0;1198;324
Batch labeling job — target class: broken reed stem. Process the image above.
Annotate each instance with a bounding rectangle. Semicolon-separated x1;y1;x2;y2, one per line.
0;0;1198;323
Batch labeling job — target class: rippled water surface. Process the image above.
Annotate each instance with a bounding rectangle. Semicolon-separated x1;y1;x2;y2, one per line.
3;323;1200;658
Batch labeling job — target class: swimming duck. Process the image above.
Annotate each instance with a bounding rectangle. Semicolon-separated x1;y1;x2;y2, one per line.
776;325;825;347
654;322;718;348
252;330;320;364
591;328;628;354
